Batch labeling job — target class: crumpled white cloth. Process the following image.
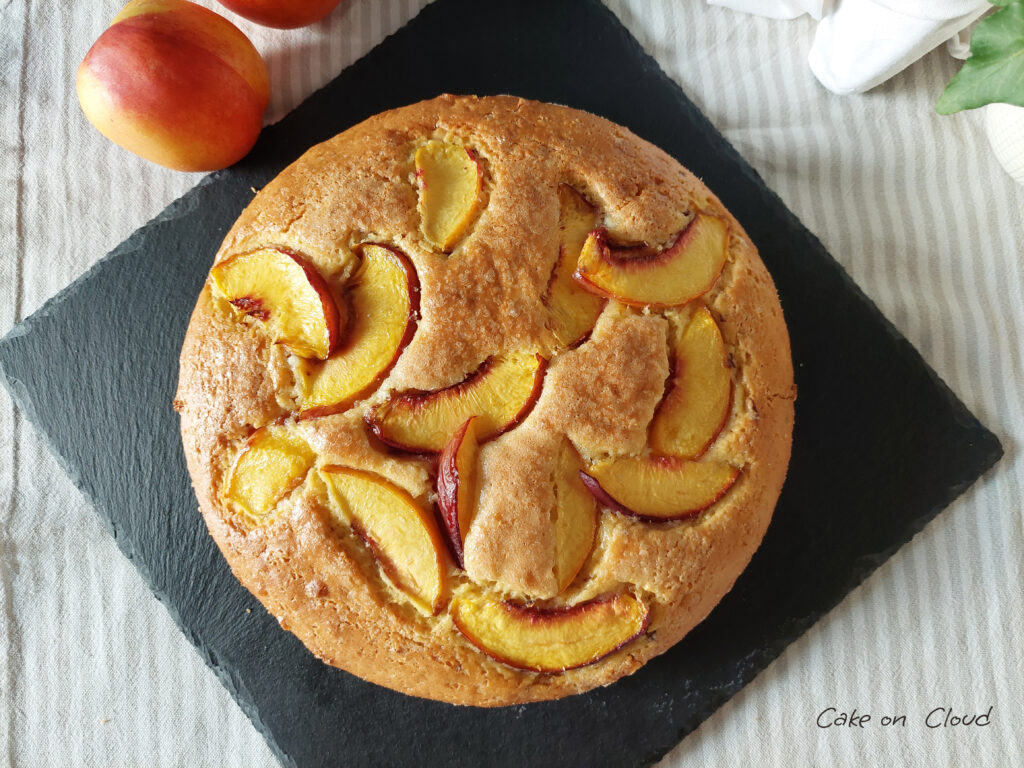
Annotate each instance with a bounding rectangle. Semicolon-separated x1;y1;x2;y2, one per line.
710;0;989;94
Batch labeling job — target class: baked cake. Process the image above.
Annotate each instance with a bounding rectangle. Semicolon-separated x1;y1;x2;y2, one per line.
175;94;795;706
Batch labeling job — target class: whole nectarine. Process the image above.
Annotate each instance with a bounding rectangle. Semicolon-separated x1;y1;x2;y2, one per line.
216;0;343;29
76;0;270;172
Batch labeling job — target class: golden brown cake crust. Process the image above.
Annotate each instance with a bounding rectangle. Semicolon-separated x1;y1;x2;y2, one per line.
176;95;795;706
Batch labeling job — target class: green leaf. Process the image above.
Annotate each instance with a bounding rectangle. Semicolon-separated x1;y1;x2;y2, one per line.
936;2;1024;114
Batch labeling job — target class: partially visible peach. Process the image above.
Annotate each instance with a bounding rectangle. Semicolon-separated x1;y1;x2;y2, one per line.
216;0;344;29
76;0;270;172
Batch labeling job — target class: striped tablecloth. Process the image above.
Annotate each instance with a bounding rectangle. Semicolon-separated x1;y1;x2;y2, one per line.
2;1;1021;765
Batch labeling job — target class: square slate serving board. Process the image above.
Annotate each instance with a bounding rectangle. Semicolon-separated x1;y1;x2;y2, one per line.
0;0;1003;766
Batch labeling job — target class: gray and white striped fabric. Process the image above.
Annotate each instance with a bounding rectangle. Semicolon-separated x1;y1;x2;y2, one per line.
1;2;1021;766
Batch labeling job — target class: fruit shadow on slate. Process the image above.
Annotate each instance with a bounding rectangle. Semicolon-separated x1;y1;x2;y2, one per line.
0;0;1002;767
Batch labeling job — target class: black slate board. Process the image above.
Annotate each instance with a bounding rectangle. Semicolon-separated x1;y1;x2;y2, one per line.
0;1;1003;766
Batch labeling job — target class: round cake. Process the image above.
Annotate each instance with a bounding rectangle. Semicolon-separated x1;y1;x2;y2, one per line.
175;94;795;706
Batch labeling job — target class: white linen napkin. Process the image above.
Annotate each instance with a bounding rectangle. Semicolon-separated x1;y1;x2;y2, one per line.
810;0;989;94
710;0;989;94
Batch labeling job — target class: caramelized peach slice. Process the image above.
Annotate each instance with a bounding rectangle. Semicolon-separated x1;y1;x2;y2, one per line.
367;351;546;453
211;247;343;360
297;244;418;416
436;417;480;567
416;140;483;252
321;465;446;614
581;455;738;522
224;424;315;521
650;306;732;459
574;213;728;308
450;590;648;672
553;440;597;592
545;185;605;347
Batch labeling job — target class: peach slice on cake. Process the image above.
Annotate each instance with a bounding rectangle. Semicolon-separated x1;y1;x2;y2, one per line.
553;440;598;592
224;424;315;521
321;465;446;614
210;247;343;360
415;140;484;253
367;351;546;453
580;455;738;522
650;306;732;459
574;212;729;308
297;244;418;416
450;590;648;673
436;417;481;567
545;185;605;347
